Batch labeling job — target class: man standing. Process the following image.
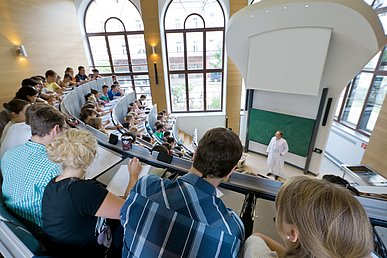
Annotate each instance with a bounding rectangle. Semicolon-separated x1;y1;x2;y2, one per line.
266;130;289;180
121;127;245;257
1;104;66;233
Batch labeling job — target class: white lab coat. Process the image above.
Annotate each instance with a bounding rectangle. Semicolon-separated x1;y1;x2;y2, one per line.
266;137;289;176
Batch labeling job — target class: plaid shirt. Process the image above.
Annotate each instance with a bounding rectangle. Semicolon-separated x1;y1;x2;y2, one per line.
1;140;61;231
121;174;245;258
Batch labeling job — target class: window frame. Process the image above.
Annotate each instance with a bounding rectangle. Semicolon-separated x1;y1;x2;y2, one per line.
83;0;151;100
164;0;226;113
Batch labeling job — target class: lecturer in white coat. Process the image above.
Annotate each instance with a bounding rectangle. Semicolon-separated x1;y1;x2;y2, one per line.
266;131;289;180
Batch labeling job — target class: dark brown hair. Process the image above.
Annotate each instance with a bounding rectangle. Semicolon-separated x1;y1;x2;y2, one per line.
193;127;242;178
28;104;66;136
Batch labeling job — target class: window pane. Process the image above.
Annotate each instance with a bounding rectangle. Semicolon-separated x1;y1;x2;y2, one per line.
363;51;381;71
341;73;373;125
108;35;129;72
187;32;203;70
335;87;346;118
378;47;387;70
127;34;148;72
116;75;133;91
207;73;222;110
359;76;387;131
185;15;204;29
166;33;185;70
206;31;223;69
170;74;187;111
188;74;204;111
105;18;125;32
85;0;143;33
88;36;112;73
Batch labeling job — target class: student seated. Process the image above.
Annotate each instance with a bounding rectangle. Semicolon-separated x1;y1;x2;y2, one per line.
87;117;119;134
100;85;110;103
154;123;164;139
244;176;374;258
1;104;66;234
42;129;142;258
75;65;90;85
45;70;64;94
0;99;29;139
121;128;245;257
138;94;147;108
80;108;98;124
15;86;39;104
107;85;121;100
0;99;30;157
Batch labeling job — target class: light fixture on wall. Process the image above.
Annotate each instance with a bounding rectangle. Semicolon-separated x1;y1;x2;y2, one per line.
16;45;28;57
151;45;156;55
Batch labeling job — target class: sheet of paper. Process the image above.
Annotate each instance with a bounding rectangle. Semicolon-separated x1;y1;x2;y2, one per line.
107;164;151;196
85;146;122;179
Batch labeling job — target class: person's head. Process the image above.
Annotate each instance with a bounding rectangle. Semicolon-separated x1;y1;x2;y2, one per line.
163;131;171;138
45;70;57;83
47;129;97;173
65;67;74;76
102;85;109;94
81;103;97;111
125;114;134;123
193;127;242;179
21;78;39;88
156;123;164;132
140;95;146;101
152;144;168;154
63;73;72;83
27;104;66;138
78;66;86;75
166;136;175;145
127;106;133;113
80;108;97;122
92;69;99;76
275;176;373;258
91;89;100;98
3;99;30;123
30;76;44;89
111;84;117;92
154;120;161;128
157;115;164;121
87;117;103;130
275;130;283;139
15;86;39;103
322;174;360;196
128;126;138;134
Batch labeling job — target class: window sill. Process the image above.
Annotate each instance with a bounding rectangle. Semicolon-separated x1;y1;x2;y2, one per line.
170;111;225;118
332;121;369;143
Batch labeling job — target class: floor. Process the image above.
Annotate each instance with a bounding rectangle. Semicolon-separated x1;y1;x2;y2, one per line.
242;151;348;182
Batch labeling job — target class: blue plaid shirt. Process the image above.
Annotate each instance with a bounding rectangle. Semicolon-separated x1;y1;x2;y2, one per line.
120;174;245;258
1;140;61;231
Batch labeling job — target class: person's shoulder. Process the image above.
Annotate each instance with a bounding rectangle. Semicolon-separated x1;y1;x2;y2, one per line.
134;174;169;195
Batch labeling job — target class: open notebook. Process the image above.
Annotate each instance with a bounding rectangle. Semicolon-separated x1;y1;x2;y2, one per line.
107;164;151;196
85;146;123;179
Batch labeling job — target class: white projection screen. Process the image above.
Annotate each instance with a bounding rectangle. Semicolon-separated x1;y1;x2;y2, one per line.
246;27;332;96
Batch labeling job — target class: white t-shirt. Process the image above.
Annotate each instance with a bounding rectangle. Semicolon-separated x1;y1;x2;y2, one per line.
0;122;31;158
1;121;15;143
243;235;278;258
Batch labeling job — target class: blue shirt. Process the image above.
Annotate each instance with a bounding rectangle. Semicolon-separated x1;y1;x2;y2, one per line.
1;140;61;231
107;90;121;100
120;174;245;258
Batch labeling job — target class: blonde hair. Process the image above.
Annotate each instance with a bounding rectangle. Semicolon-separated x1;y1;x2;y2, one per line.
275;176;373;258
46;129;97;172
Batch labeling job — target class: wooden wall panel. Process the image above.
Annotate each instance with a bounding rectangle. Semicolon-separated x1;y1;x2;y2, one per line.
226;0;247;135
0;0;88;109
362;96;387;178
140;0;167;111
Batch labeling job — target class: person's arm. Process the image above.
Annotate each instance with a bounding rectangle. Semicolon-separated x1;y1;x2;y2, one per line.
124;157;142;198
267;137;274;153
252;233;287;257
281;140;289;156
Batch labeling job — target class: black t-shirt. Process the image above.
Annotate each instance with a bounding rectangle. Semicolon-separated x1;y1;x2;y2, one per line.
42;177;108;257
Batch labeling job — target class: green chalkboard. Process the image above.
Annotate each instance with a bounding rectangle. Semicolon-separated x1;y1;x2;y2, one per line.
248;109;315;157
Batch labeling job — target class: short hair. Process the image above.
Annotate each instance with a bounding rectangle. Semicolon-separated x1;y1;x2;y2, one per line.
152;144;168;154
163;131;171;137
81;103;96;111
3;99;29;114
156;115;163;121
35;75;45;82
276;130;283;136
91;89;99;95
140;95;146;99
166;136;175;144
102;85;108;90
158;112;164;116
15;86;39;102
78;66;84;71
21;78;39;87
86;117;102;130
63;73;72;80
275;176;373;258
80;108;97;122
111;84;117;90
155;120;161;127
28;104;66;136
156;123;164;131
47;129;97;171
193;127;242;178
45;70;57;78
92;69;99;73
65;67;73;73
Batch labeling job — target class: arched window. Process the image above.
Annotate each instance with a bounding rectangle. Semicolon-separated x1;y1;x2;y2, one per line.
84;0;151;102
164;0;225;112
334;2;387;135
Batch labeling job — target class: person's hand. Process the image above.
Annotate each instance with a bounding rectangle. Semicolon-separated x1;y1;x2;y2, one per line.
128;157;142;178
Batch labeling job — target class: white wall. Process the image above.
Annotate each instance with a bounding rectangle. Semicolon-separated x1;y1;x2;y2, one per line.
325;123;368;165
175;114;226;140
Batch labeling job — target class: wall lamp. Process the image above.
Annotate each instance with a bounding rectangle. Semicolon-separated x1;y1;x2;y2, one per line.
16;45;28;57
151;45;156;55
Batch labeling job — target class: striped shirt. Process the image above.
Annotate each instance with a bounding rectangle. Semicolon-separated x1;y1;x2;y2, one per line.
1;140;61;231
120;174;245;258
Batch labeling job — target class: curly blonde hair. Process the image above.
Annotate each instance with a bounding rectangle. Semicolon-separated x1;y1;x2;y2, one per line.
275;176;373;258
46;129;97;171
